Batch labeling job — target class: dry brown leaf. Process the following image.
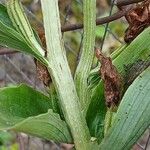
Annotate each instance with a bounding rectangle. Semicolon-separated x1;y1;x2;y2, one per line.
124;0;150;43
96;49;123;108
35;60;51;86
35;28;51;86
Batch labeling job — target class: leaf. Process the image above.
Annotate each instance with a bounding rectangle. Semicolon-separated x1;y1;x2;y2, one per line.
86;82;106;143
124;0;150;43
96;49;123;108
74;0;96;113
6;0;45;57
99;67;150;150
86;27;150;142
0;4;48;66
0;84;72;143
88;45;127;90
12;110;72;143
35;60;51;86
87;70;101;90
0;4;14;28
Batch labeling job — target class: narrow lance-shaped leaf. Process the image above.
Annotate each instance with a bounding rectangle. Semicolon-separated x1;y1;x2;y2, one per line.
99;67;150;150
0;4;48;66
0;84;72;143
6;0;45;56
0;4;14;28
86;27;150;142
74;0;96;114
96;49;123;108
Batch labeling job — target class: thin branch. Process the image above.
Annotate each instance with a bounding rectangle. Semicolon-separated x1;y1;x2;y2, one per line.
62;10;121;32
116;0;144;7
61;0;145;32
0;49;18;55
61;7;131;32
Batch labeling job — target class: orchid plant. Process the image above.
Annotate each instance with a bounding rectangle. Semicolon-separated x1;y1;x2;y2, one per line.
0;0;149;150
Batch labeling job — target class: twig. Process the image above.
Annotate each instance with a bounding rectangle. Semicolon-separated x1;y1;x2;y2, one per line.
116;0;144;7
61;6;133;32
0;49;18;55
61;9;128;32
61;0;145;32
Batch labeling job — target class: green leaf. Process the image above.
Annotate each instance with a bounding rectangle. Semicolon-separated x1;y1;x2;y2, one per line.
0;84;72;143
86;82;106;143
87;65;101;90
0;4;14;28
86;27;150;142
0;28;33;53
0;4;48;66
74;0;96;114
99;67;150;150
6;0;45;57
12;110;72;143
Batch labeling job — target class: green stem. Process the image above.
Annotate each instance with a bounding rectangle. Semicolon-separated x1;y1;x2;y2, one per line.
74;0;96;113
41;0;91;149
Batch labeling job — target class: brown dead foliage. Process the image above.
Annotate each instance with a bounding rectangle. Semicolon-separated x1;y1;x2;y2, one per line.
96;49;123;108
35;28;51;86
35;60;51;86
124;0;150;43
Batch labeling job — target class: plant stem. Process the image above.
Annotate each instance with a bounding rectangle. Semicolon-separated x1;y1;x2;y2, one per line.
74;0;96;113
41;0;91;149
